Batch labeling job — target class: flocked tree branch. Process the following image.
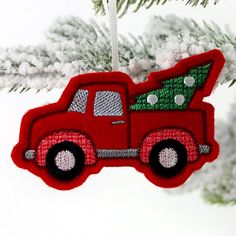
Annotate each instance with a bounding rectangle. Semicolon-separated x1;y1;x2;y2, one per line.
93;0;222;16
0;16;153;91
150;16;236;86
0;15;235;92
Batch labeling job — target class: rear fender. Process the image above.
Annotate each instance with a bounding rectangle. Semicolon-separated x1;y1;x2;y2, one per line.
36;130;96;166
140;128;198;163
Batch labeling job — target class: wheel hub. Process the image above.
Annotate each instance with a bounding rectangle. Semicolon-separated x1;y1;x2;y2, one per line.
158;147;178;168
55;150;76;171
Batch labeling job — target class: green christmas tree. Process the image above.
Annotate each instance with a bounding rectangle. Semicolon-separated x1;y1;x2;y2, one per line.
130;64;211;110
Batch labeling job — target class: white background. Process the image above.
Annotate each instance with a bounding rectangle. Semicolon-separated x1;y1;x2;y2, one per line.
0;0;236;235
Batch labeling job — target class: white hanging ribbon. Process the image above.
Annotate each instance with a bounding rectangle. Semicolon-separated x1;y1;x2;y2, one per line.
102;0;120;71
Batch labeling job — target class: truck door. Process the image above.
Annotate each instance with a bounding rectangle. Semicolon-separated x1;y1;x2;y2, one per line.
86;83;129;149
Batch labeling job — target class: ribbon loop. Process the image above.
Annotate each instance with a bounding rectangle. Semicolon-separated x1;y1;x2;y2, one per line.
102;0;120;71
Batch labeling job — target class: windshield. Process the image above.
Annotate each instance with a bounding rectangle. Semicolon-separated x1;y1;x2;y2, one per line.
68;89;88;113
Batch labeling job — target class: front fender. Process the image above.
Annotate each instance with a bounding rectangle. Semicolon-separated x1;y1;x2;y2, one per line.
36;130;96;166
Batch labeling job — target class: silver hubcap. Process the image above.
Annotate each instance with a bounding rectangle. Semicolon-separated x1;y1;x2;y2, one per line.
55;150;76;171
158;147;178;168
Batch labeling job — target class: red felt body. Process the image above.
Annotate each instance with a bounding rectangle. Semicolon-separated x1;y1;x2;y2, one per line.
11;49;225;190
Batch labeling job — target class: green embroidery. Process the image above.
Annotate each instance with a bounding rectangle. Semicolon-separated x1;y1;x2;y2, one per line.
130;64;212;111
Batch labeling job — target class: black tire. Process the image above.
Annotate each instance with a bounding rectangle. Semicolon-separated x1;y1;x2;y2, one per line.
46;141;85;180
149;139;187;178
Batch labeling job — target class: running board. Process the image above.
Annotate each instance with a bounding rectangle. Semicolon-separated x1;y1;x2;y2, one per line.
97;145;210;158
97;149;138;158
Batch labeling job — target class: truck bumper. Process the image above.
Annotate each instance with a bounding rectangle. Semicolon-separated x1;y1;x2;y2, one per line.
25;150;36;160
199;145;211;154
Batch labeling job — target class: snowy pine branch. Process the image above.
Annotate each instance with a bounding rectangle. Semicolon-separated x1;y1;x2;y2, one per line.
152;21;236;85
0;15;236;91
0;16;154;91
93;0;221;16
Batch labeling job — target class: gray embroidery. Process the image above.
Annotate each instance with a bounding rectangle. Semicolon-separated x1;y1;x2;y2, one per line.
174;94;185;105
111;120;125;125
147;94;158;105
184;76;195;87
55;150;76;171
158;147;178;168
199;145;211;154
68;89;88;113
25;150;36;160
97;149;138;158
94;91;123;116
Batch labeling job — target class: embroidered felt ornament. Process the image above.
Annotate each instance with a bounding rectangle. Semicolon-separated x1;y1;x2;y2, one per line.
12;49;225;190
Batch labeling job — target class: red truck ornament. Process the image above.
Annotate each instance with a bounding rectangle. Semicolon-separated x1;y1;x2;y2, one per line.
12;49;225;190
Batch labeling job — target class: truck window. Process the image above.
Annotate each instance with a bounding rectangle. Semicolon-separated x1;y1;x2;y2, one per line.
94;91;123;116
68;89;88;113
